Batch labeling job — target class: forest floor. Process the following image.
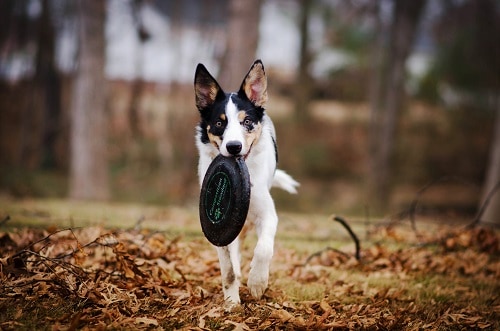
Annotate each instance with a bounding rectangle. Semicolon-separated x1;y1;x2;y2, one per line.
0;198;499;330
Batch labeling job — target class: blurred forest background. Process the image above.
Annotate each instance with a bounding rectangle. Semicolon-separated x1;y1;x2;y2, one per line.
0;0;499;223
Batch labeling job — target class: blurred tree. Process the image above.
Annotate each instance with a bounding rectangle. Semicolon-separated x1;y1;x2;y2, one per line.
0;0;64;172
431;0;499;98
128;0;151;139
218;0;262;90
294;0;313;121
368;0;427;212
69;0;109;200
481;107;500;225
0;1;40;169
423;0;499;224
33;0;62;169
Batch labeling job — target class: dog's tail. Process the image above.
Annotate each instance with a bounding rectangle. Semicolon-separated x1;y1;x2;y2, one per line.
272;169;300;194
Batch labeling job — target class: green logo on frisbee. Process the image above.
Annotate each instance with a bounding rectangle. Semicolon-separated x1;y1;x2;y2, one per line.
205;171;231;224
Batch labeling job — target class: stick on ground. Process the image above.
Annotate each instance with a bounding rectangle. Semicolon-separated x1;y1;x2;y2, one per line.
333;215;361;261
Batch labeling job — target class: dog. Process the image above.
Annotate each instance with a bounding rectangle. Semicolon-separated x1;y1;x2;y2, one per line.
194;60;299;307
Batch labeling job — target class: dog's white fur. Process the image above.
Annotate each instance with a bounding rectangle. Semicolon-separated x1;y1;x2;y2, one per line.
195;60;299;307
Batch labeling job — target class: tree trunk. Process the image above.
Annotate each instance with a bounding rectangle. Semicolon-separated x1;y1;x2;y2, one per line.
33;0;62;169
367;0;385;203
294;0;313;122
368;0;427;212
69;0;109;200
480;102;500;225
218;0;262;90
0;0;51;170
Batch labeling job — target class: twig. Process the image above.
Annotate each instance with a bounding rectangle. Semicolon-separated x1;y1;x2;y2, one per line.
20;249;86;278
408;176;477;234
301;215;361;267
302;247;351;266
174;265;187;283
55;232;120;260
15;227;82;256
333;216;361;261
10;248;89;296
0;215;10;226
133;215;145;231
11;228;118;264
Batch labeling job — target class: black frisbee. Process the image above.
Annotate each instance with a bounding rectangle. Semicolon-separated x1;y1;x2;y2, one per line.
199;154;251;246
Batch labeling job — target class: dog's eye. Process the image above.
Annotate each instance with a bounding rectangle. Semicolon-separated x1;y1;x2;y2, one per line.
215;121;223;128
243;119;252;126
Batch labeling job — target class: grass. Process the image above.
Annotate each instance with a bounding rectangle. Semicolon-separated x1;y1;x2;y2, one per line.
0;197;198;232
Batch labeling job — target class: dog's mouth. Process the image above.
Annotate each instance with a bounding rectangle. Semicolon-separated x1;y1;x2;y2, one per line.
243;142;254;160
217;141;254;160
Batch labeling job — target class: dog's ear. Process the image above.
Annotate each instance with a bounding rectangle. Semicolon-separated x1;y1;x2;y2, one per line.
194;63;224;110
239;60;267;108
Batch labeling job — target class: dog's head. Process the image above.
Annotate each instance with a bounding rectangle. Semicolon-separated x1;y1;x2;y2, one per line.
194;60;268;158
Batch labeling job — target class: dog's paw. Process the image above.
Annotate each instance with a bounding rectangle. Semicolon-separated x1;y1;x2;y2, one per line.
247;268;268;299
222;279;240;308
223;298;241;312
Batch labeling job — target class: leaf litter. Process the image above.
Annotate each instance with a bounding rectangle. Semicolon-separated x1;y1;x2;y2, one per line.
0;219;499;330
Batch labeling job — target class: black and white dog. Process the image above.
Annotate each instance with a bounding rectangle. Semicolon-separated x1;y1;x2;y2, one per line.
194;60;299;307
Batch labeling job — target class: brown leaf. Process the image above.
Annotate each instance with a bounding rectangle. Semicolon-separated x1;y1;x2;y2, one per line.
271;309;294;322
198;307;221;328
225;320;251;331
319;299;332;313
135;317;158;327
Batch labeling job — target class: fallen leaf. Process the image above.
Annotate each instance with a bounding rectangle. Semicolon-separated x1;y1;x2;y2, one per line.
135;317;158;327
225;320;251;331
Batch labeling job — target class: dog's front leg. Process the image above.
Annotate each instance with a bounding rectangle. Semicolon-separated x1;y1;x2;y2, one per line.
215;238;241;308
247;191;278;299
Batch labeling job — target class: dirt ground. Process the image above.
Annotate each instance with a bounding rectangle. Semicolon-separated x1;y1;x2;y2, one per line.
0;198;499;330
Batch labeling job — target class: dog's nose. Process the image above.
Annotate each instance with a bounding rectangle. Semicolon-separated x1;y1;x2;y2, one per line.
226;141;242;155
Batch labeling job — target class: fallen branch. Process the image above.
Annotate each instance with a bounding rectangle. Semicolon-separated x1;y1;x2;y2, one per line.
333;216;361;261
15;227;82;256
302;247;351;266
11;228;117;262
301;215;361;267
408;176;477;234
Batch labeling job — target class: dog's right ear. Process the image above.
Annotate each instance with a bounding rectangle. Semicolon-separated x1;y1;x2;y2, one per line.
194;64;224;111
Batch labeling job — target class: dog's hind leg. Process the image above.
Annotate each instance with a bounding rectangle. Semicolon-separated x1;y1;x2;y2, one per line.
247;191;278;299
216;239;241;309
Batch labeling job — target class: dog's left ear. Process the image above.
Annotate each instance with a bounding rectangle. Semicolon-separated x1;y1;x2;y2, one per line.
239;60;267;108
